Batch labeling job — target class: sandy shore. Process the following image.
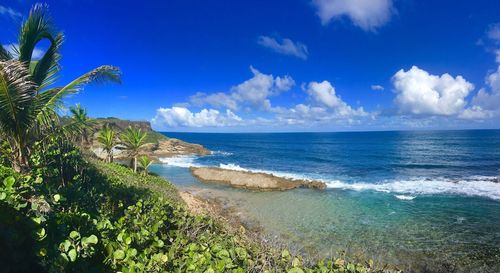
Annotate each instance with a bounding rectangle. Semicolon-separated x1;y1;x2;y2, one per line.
190;166;326;191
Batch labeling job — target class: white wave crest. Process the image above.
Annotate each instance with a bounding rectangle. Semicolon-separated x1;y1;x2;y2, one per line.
211;150;233;156
159;155;201;168
394;195;416;200
157;158;500;201
325;177;500;201
218;163;313;181
219;163;249;171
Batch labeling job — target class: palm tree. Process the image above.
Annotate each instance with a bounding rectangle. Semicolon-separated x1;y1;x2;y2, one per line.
69;104;95;146
97;126;116;163
138;155;153;176
119;127;148;173
0;4;121;171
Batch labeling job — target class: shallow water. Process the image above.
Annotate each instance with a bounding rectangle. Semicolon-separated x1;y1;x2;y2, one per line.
151;130;500;272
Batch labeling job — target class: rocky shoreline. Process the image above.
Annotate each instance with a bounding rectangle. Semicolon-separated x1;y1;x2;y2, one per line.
190;166;327;191
90;118;211;161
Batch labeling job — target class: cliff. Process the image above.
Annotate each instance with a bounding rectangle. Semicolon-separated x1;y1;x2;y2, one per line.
91;118;210;160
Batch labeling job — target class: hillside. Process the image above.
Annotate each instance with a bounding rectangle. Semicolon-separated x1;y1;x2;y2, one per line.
90;118;210;161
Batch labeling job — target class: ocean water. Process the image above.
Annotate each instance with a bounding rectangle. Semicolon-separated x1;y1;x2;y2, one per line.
150;130;500;272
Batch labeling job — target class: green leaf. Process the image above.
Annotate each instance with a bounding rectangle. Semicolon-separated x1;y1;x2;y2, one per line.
68;249;77;262
287;268;304;273
36;227;46;239
3;176;15;188
69;230;80;239
87;234;98;244
114;249;125;260
53;194;61;202
0;192;6;200
60;240;71;252
292;257;301;267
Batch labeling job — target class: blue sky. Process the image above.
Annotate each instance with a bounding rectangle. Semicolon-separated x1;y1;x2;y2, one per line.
1;0;500;132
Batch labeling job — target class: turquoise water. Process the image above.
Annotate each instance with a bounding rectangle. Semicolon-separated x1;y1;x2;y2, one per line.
150;130;500;272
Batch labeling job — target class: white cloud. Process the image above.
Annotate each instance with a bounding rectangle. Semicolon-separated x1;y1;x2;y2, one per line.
151;107;243;129
458;106;493;120
271;81;368;126
189;66;294;111
371;84;384;91
0;5;21;20
392;66;474;116
257;36;309;60
469;66;500;114
312;0;393;31
487;23;500;44
2;43;45;60
307;81;366;115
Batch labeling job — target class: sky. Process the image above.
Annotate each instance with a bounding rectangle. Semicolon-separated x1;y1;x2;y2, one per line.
1;0;500;132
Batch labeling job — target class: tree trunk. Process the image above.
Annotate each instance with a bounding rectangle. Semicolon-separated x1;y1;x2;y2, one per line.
133;156;137;173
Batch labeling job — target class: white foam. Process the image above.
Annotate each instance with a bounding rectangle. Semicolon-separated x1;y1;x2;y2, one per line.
211;150;233;156
157;157;500;201
325;177;500;201
394;195;416;200
219;163;248;171
218;163;314;181
159;155;201;168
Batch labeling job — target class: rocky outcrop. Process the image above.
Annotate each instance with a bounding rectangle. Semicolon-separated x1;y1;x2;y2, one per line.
190;167;326;191
94;118;152;132
91;118;210;161
143;138;211;159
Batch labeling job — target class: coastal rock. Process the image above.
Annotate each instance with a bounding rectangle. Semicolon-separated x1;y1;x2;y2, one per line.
145;138;211;158
190;167;326;191
90;117;210;161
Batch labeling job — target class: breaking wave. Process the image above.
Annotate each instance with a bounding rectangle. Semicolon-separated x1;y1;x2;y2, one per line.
159;157;500;201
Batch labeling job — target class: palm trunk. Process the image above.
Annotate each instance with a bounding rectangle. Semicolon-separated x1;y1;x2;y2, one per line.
133;156;137;173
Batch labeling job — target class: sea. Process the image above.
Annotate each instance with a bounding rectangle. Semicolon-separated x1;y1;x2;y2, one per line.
149;130;500;272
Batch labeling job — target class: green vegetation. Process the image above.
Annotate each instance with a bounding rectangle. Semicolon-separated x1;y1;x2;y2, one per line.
97;125;117;163
138;155;153;176
0;4;120;172
93;118;169;145
0;4;398;273
119;127;148;173
69;104;95;146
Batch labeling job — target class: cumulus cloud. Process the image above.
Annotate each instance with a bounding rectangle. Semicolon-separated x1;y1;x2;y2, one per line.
306;81;367;116
151;107;243;128
392;66;474;116
271;81;368;126
2;43;45;60
257;36;309;60
371;84;384;91
312;0;393;31
0;5;21;20
189;66;294;111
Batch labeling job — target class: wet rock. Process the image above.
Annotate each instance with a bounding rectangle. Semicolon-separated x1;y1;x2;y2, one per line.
190;167;326;191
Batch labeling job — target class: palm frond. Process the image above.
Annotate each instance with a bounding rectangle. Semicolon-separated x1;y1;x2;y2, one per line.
0;60;37;141
119;126;148;154
18;4;57;64
43;65;121;111
32;33;63;89
0;43;13;61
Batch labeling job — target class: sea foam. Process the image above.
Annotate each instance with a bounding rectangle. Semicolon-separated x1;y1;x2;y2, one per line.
325;177;500;201
159;155;201;168
159;157;500;201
